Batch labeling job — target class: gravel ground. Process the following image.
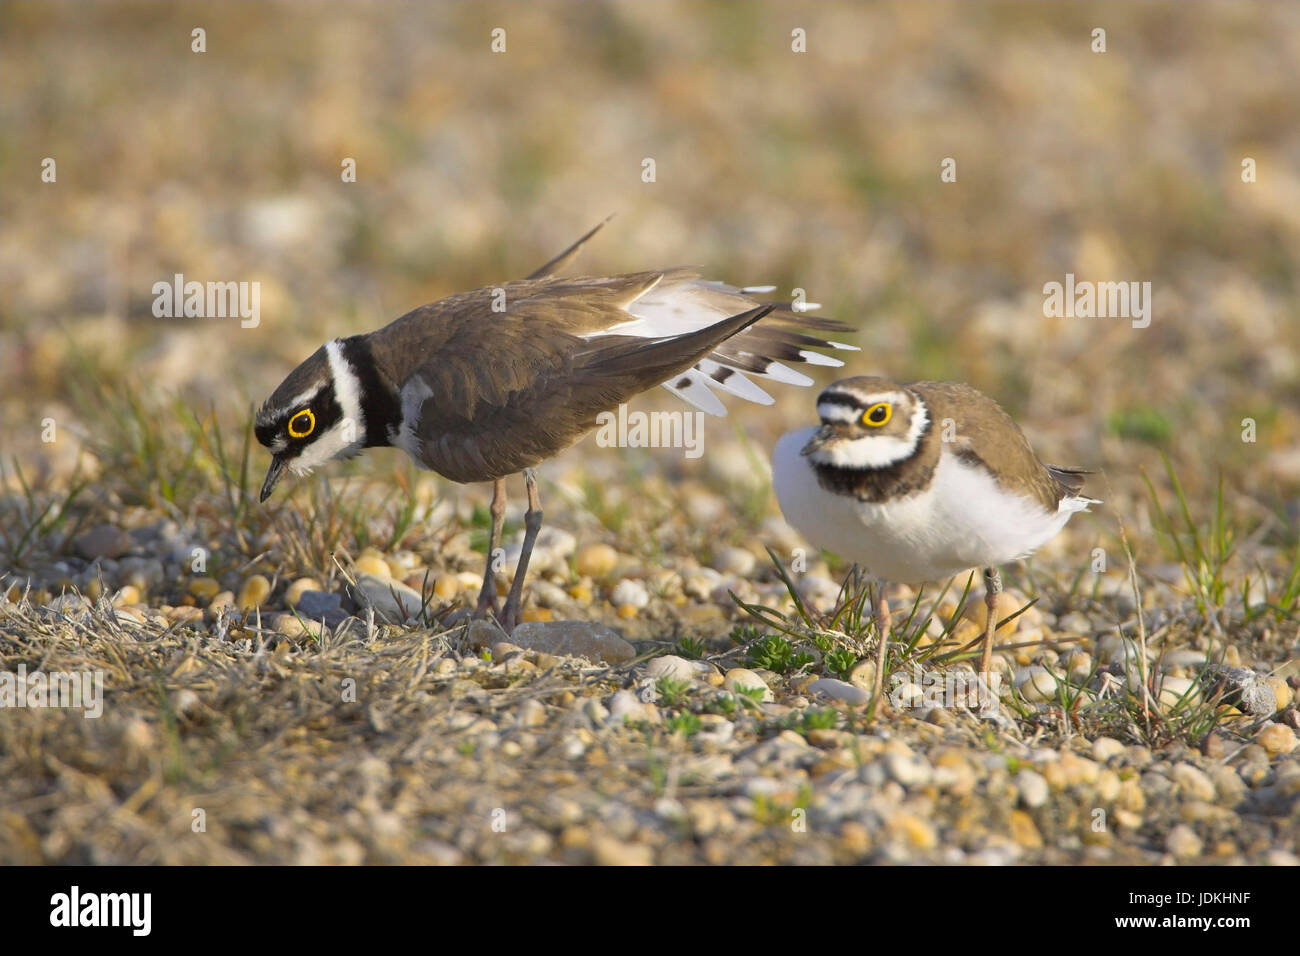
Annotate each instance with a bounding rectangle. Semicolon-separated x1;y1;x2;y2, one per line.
2;450;1297;865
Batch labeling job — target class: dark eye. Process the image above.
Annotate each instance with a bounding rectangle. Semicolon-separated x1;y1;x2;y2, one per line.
863;402;892;427
288;409;315;438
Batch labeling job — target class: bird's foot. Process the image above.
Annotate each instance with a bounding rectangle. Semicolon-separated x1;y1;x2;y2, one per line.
499;598;521;635
474;574;501;620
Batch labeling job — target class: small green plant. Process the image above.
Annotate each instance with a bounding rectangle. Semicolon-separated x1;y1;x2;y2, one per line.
808;631;835;653
0;456;92;563
825;648;857;681
664;712;702;737
1143;455;1236;620
751;783;813;827
744;634;813;674
579;476;629;534
1263;538;1300;621
1108;405;1173;445
729;622;766;646
676;636;708;660
730;684;768;710
705;692;738;718
655;675;692;708
801;708;838;732
1279;548;1300;614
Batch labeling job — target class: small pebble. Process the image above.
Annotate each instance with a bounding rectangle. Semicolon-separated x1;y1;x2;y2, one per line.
574;543;618;580
529;580;569;608
887;813;937;850
646;655;701;681
891;681;924;708
1256;722;1297;756
515;699;547;729
1200;731;1225;759
591;835;653;866
885;752;932;788
1092;737;1125;762
1165;824;1203;860
274;615;323;643
1157;676;1201;711
607;690;658;725
963;590;1025;634
491;641;525;661
1265;676;1292;711
111;585;141;607
238;575;272;610
679;567;723;601
188;577;221;600
354;555;391;579
1170;763;1216;802
1066;650;1093;680
1009;810;1043;848
848;660;875;691
711;547;756;577
205;591;236;620
165;604;204;625
1016;769;1050;808
798;576;841;612
121;717;155;753
171;689;201;718
1016;666;1062;703
724;668;773;702
610;579;649;610
284;577;321;608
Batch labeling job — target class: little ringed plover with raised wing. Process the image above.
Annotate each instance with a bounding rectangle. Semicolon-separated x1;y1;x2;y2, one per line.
772;375;1097;700
256;225;858;631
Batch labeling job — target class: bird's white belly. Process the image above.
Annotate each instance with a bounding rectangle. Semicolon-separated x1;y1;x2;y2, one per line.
772;427;1083;584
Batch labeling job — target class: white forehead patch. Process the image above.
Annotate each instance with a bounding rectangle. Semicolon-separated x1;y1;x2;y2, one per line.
286;384;324;411
817;390;909;424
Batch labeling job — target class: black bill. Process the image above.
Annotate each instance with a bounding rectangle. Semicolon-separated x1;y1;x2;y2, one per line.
801;425;835;456
260;456;287;502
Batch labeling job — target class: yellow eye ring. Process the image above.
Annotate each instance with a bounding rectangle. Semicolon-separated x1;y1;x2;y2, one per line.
862;402;892;427
288;409;315;438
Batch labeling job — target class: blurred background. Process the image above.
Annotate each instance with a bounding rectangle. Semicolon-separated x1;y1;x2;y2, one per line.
2;0;1299;547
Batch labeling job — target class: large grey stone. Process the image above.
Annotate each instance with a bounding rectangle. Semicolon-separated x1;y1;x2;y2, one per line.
508;620;636;664
808;678;870;706
351;574;428;623
73;524;131;561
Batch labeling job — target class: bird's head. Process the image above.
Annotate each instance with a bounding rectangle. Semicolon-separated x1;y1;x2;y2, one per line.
255;340;364;501
800;375;929;470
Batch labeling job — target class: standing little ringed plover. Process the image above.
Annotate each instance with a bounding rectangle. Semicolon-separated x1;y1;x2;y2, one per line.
256;224;857;630
772;375;1097;699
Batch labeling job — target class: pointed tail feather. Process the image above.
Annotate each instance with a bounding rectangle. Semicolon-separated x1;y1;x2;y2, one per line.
527;215;615;280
